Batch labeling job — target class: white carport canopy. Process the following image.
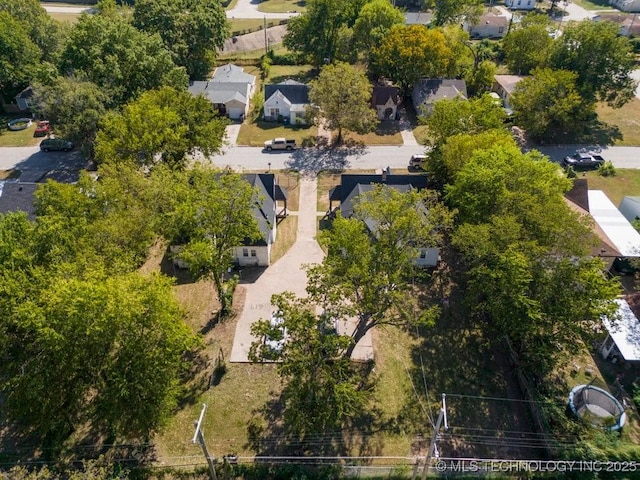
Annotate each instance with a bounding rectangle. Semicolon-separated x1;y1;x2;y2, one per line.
602;299;640;362
588;190;640;257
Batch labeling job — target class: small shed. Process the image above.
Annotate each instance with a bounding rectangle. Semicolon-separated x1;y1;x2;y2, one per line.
619;196;640;223
601;298;640;362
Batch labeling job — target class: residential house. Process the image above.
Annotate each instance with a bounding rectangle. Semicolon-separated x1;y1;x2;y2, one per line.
493;74;527;112
619;196;640;223
593;13;640;35
412;79;467;116
404;12;433;26
15;86;34;112
600;298;640;363
505;0;536;10
328;171;440;267
188;63;256;120
371;85;400;120
231;174;288;267
464;12;509;38
609;0;640;12
0;182;38;220
263;79;310;124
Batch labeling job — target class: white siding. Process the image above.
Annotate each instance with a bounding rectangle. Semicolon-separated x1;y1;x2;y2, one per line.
233;245;270;266
414;247;440;267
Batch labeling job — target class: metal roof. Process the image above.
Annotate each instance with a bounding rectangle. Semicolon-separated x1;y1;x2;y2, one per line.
588;190;640;257
603;298;640;361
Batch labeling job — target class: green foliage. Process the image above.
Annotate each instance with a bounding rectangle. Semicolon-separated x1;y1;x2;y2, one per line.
431;0;483;27
511;67;594;142
502;13;553;74
32;77;109;155
60;14;187;106
464;59;497;97
133;0;229;80
260;55;272;80
549;20;636;107
95;86;227;168
0;0;63;58
352;0;404;59
598;160;617;177
423;93;507;146
370;25;453;90
0;11;41;100
1;459;129;479
308;62;377;143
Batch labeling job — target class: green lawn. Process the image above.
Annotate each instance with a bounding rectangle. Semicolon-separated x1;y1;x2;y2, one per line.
570;0;613;10
337;121;404;146
236;121;317;146
257;0;306;13
266;64;316;84
48;12;83;23
412;125;430;146
596;98;640;146
584;169;640;206
0;118;41;147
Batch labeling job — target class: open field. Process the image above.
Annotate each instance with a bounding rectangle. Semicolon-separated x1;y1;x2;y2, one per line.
584;169;640;206
257;0;306;13
0;117;42;148
236;121;317;146
596;98;640;146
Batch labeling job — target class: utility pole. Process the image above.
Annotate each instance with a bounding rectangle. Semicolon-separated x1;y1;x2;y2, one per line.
421;408;444;480
264;16;268;56
192;404;218;480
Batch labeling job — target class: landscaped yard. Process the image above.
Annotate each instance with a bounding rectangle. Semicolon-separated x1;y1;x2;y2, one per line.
584;169;640;206
0;118;41;148
596;98;640;146
337;121;404;146
257;0;306;13
236;121;317;146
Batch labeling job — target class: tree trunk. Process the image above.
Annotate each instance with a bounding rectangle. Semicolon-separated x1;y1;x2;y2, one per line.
334;127;343;146
212;271;228;316
344;315;372;360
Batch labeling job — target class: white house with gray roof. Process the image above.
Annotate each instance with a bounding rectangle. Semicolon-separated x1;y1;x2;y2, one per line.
263;79;310;124
188;64;256;120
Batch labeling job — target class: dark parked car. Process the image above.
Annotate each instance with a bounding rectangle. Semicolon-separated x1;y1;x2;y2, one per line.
40;138;74;152
562;152;605;169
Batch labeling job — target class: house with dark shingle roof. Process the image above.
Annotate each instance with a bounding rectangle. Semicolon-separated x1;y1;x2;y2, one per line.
188;64;256;120
0;182;38;220
371;85;400;120
328;172;440;267
412;79;467;116
263;79;310;124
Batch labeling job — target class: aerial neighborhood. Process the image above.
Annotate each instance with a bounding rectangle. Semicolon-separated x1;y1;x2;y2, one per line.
2;0;640;478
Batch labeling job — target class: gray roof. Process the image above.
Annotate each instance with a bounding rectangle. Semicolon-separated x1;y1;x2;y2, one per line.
264;81;310;105
0;182;38;220
211;64;256;84
371;85;400;108
404;12;433;25
188;81;248;104
413;79;468;108
15;85;33;100
242;174;278;246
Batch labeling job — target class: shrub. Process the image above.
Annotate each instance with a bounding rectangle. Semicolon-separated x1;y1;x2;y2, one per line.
598;160;616;177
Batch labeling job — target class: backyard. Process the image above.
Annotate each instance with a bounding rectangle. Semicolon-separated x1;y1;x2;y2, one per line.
0;116;41;148
584;168;640;206
596;98;640;146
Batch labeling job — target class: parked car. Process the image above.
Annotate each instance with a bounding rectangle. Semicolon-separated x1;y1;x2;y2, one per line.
264;138;296;151
34;120;50;137
409;154;427;170
264;312;287;354
40;138;74;152
562;152;605;169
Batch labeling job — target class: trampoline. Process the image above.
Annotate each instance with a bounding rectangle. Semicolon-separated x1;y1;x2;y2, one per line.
568;384;626;431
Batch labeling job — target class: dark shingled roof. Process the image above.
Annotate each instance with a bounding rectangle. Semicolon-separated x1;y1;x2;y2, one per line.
264;80;310;105
330;174;429;218
0;182;38;220
241;173;288;247
371;85;400;108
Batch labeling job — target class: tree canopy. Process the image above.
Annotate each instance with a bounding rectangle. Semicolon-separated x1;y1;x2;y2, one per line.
308;62;377;144
133;0;229;80
352;0;404;58
371;25;453;90
511;67;593;142
549;20;637;107
59;14;187;105
0;11;41;101
0;0;62;58
502;13;553;75
94;86;227;168
431;0;483;27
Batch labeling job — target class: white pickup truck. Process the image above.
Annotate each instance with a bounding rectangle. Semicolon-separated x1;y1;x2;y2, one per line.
264;138;296;151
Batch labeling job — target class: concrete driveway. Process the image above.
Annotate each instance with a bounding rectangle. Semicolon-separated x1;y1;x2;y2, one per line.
0;146;89;183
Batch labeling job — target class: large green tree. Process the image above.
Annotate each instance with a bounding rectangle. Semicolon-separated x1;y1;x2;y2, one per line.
502;13;554;75
0;11;41;101
549;20;637;107
308;62;377;144
352;0;404;59
511;67;593;142
370;25;453;90
60;14;187;105
33;77;109;154
0;0;62;58
95;86;227;168
133;0;228;80
430;0;482;27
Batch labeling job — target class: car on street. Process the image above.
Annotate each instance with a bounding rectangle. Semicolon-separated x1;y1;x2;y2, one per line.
409;154;427;170
40;138;74;152
264;138;296;151
562;152;605;169
34;121;50;137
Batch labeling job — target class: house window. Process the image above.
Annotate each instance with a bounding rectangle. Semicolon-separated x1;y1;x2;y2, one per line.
498;27;505;33
419;250;427;259
242;248;249;257
269;108;280;118
250;249;257;257
517;0;521;4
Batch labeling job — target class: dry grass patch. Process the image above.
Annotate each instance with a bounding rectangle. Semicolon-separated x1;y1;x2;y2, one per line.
271;215;297;264
267;65;316;84
337;122;404;146
48;12;82;23
412;125;430;146
0;170;21;180
596;98;640;146
584;169;640;206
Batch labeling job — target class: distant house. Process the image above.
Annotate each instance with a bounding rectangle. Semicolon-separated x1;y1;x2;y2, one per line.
404;12;433;26
464;12;509;38
371;85;400;120
505;0;536;10
412;79;467;116
609;0;640;12
493;75;527;111
0;182;38;220
263;79;310;124
619;196;640;223
328;172;440;267
593;13;640;35
188;64;256;120
15;86;34;112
